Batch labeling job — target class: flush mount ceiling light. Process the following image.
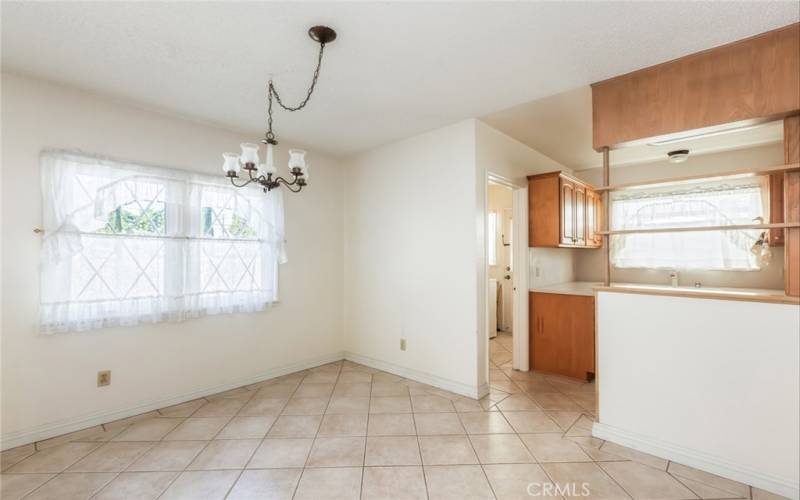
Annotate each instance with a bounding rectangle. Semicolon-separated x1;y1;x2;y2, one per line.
222;25;337;193
667;149;690;163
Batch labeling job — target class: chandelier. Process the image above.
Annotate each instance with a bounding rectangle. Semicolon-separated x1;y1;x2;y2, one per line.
222;25;337;193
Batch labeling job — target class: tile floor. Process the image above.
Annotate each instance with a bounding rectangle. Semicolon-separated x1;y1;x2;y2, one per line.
0;337;786;499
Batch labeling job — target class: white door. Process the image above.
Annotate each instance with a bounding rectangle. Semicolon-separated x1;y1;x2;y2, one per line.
501;207;514;331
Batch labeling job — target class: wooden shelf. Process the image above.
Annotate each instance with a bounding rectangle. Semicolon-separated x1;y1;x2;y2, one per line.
594;163;799;193
598;222;800;236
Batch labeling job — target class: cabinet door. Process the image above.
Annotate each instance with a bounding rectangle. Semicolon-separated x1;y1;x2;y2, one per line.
586;189;597;247
575;185;586;246
560;179;576;245
530;293;595;380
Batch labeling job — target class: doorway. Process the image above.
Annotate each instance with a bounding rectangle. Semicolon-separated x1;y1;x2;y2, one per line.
487;182;514;369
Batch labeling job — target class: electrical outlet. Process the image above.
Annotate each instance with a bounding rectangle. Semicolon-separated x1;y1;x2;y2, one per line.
400;339;407;351
97;370;111;387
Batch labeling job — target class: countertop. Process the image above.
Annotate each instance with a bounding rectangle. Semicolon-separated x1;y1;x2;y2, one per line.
530;281;798;305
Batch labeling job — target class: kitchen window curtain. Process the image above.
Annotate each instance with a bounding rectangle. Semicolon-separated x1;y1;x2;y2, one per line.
39;150;286;333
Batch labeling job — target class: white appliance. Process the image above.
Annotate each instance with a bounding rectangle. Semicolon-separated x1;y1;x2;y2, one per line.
488;279;498;339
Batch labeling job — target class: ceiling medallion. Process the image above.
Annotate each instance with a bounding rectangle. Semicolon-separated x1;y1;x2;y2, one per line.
222;25;337;193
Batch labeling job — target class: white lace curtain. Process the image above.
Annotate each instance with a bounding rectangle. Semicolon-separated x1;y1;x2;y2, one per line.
610;179;766;271
40;150;286;334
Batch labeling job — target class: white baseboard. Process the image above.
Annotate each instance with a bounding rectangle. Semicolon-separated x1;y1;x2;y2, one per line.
343;351;482;399
1;351;345;451
593;422;799;500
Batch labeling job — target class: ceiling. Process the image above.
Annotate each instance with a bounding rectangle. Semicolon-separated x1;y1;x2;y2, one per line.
2;2;798;156
482;87;786;170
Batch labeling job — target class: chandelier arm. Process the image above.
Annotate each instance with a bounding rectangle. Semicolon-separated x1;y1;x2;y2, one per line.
229;176;257;188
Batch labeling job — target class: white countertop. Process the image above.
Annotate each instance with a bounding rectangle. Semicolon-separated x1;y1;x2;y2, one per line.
530;281;792;302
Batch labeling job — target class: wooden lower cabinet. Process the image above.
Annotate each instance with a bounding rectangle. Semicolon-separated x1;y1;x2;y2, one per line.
529;292;595;380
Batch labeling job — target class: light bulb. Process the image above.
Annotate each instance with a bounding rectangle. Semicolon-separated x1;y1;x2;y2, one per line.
222;153;240;174
240;143;259;166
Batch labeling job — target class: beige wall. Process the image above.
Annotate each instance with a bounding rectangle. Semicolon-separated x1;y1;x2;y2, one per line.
573;143;785;290
0;73;345;448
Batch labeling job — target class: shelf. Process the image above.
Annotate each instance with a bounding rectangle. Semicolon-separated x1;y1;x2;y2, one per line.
594;163;799;193
598;222;800;236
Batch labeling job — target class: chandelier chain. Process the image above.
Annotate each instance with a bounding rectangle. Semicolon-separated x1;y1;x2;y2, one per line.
266;41;326;142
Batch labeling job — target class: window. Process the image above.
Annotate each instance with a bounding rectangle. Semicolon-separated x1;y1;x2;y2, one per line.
487;211;498;266
610;178;766;271
39;151;286;333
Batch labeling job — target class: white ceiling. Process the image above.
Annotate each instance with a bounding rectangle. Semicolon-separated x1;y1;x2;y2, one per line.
482;87;786;170
2;2;798;156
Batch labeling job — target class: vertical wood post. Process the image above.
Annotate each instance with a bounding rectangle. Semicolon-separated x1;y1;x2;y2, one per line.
602;147;610;287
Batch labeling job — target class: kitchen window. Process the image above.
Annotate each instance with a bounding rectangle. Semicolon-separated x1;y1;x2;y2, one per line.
39;151;286;333
609;178;768;271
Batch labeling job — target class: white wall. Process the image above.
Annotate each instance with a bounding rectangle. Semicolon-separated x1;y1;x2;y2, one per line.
342;120;480;395
594;291;800;499
0;73;345;448
573;143;785;289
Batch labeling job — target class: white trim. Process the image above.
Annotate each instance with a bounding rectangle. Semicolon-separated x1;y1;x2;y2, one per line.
344;351;484;399
511;186;529;371
593;422;800;500
1;351;345;451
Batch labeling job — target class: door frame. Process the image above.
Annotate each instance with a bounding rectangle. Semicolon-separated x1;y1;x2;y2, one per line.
486;173;529;372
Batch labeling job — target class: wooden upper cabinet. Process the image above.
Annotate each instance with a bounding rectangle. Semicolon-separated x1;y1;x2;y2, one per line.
591;23;800;150
528;171;601;249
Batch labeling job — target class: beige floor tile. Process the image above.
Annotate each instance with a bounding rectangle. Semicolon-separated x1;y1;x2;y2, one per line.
491;380;524;394
318;414;368;437
7;442;101;473
267;415;322;438
520;433;592;462
111;418;183;441
0;473;54;500
362;466;427;500
668;462;750;498
337;371;373;384
332;383;372;398
600;461;698;500
502;410;562;433
24;472;116;500
365;436;422;466
531;393;584;411
207;387;252;400
602;442;669;470
304;371;340;383
104;412;160;432
93;471;178;500
281;397;329;415
418;435;479;465
372;373;406;384
293;466;362;500
36;426;120;450
157;399;206;417
672;476;745;499
458;412;514;434
452;398;484;412
368;413;417;436
546;410;583;430
424;464;495;500
565;414;596;437
227;468;302;500
326;396;371;414
1;444;36;471
543;462;631;500
752;488;790;500
191;397;248;417
187;439;260;470
411;395;456;412
370;396;412;413
256;383;300;398
159;470;240;500
238;397;287;416
496;394;540;411
469;434;534;464
371;382;410;397
247;438;313;468
163;417;230;440
216;416;276;439
414;412;466;435
484;463;556;500
306;437;365;467
294;383;334;398
67;441;153;472
127;441;207;471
